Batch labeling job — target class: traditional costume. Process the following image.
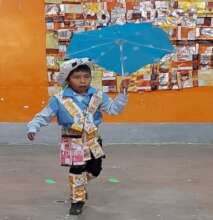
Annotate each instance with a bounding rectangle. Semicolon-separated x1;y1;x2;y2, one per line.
27;58;128;214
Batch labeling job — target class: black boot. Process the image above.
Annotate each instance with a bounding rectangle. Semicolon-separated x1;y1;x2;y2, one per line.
69;201;85;215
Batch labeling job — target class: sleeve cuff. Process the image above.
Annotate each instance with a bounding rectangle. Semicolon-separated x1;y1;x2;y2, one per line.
118;92;128;101
27;127;37;133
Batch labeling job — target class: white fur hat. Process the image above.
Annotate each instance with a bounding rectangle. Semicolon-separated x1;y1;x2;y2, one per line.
57;58;93;86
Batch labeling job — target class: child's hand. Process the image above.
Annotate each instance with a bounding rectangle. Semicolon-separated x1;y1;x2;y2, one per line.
120;78;131;93
27;132;35;141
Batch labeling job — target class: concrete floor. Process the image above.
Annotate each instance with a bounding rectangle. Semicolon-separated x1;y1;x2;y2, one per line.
0;144;213;220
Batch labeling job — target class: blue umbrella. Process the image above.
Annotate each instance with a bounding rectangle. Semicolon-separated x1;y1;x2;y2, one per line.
67;23;175;76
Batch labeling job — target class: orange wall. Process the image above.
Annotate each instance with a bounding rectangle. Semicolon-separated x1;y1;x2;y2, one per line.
0;1;213;123
105;87;213;122
0;0;48;122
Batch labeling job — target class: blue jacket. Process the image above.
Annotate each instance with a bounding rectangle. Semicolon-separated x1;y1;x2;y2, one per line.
27;86;128;133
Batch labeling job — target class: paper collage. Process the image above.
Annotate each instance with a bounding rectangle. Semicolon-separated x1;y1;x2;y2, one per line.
45;0;213;94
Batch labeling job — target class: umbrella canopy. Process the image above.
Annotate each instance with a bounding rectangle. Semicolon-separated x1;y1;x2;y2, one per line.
67;23;175;75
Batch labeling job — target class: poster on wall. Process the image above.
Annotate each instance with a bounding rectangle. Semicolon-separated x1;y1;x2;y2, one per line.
45;0;213;95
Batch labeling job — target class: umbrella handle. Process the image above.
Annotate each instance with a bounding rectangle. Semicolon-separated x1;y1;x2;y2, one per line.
121;77;130;95
123;88;127;95
119;43;125;76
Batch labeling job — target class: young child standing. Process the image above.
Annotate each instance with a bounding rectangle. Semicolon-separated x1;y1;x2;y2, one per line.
27;58;129;215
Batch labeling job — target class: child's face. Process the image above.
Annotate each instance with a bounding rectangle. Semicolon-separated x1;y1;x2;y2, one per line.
67;70;92;94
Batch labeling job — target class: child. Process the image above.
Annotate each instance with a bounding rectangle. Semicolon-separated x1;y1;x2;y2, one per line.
27;58;129;215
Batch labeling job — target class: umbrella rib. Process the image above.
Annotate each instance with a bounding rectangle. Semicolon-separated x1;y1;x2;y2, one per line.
94;43;117;62
126;40;172;52
70;42;114;56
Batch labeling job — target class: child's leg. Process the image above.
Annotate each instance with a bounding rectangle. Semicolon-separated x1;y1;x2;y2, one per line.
69;165;87;203
86;156;103;181
86;137;104;180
